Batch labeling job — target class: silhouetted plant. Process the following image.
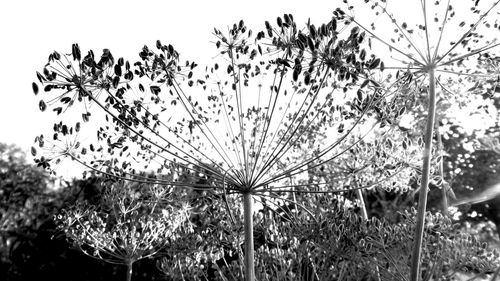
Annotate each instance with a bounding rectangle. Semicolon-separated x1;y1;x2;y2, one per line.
30;12;402;280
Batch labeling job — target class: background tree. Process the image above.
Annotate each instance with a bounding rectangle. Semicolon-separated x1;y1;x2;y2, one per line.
0;143;54;238
0;146;168;281
0;142;61;278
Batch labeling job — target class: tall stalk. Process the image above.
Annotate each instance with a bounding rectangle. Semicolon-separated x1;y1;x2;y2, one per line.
126;261;133;281
242;192;255;281
410;68;437;281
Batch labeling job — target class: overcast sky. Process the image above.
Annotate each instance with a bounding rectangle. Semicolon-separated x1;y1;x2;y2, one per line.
0;0;339;153
1;0;498;168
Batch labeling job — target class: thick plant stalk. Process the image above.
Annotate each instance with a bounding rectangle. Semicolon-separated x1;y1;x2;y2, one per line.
242;192;255;281
126;261;133;281
410;69;437;281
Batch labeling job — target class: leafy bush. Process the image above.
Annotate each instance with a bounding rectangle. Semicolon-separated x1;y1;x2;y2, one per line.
159;202;500;281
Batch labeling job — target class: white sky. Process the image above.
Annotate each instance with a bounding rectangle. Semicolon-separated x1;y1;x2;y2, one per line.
1;0;498;171
0;0;339;154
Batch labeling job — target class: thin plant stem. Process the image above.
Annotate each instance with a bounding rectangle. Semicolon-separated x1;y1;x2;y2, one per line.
436;0;500;66
420;0;432;63
349;17;425;67
356;187;368;220
431;0;451;62
410;68;437;281
171;80;239;170
177;258;186;281
86;88;227;180
258;192;318;223
229;49;249;181
435;121;448;216
250;54;289;183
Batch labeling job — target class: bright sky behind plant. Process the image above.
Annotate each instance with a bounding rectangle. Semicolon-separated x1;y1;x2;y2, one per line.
0;0;496;170
0;0;337;151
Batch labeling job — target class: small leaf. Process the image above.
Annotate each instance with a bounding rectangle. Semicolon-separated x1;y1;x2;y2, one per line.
304;72;311;85
284;14;290;24
369;58;381;69
32;82;39;95
82;113;90;122
360;49;366;61
39;100;47;112
31;146;37;157
61;97;72;104
114;64;122;76
293;69;299;82
265;21;273;37
399;106;406;116
309;24;316;38
72;43;81;61
150;85;161;95
331;18;337;31
298;32;307;44
112;76;120;88
36;72;45;83
53;107;62;115
307;37;315;51
250;49;257;60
